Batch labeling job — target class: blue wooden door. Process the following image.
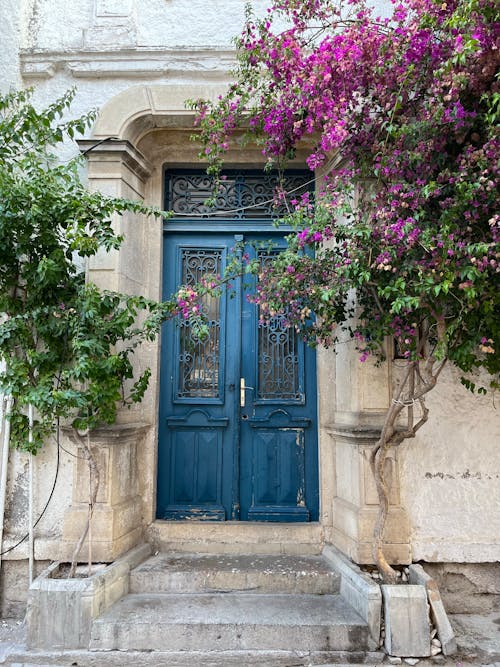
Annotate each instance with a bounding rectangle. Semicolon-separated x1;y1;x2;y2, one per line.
156;173;318;522
238;240;318;521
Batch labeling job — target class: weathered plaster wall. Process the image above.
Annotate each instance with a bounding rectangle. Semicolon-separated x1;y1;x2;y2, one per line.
21;0;91;50
399;364;500;563
136;0;270;48
19;0;272;51
0;0;22;89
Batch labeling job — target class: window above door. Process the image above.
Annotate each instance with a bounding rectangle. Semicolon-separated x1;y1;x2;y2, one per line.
163;169;314;232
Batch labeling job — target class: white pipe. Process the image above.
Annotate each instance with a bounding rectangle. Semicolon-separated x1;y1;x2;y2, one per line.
0;395;13;570
28;404;34;585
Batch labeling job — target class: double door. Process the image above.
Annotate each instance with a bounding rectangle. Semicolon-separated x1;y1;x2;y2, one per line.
157;231;318;521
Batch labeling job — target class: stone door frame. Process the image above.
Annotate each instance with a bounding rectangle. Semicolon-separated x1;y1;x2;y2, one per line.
62;84;410;564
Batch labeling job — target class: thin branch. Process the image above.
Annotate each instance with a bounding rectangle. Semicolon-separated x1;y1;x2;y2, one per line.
68;429;100;578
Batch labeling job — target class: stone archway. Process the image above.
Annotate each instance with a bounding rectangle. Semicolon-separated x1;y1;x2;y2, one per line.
61;84;410;564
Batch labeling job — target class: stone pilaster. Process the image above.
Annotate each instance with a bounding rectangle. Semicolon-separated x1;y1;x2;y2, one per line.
61;423;149;562
330;423;411;565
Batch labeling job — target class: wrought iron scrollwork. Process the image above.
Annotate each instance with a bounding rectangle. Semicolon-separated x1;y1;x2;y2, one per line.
257;252;300;400
166;171;312;219
177;248;222;399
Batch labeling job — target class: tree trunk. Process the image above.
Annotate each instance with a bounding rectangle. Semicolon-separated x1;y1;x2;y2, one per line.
68;430;99;578
370;351;446;582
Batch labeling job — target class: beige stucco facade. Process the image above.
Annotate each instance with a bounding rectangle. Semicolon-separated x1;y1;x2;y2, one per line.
0;0;499;617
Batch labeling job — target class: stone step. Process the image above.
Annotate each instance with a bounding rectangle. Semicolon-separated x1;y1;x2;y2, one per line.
90;592;373;653
146;520;323;555
8;653;386;666
130;552;340;595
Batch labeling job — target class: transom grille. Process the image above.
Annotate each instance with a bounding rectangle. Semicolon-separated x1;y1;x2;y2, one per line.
165;171;312;219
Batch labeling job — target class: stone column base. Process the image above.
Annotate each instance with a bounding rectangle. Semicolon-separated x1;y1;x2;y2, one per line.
61;423;149;563
329;423;411;565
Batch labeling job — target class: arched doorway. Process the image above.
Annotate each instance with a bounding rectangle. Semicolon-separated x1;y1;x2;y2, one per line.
157;170;319;522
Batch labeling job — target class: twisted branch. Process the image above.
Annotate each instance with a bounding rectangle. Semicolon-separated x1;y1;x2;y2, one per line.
370;340;447;582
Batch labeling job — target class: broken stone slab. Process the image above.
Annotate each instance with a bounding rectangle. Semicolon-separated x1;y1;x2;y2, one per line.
408;563;457;656
26;542;151;650
382;584;431;657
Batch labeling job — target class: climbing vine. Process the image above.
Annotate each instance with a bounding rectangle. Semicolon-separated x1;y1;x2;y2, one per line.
0;89;193;572
190;0;500;579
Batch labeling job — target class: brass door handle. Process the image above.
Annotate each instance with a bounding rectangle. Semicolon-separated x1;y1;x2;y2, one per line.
240;378;255;407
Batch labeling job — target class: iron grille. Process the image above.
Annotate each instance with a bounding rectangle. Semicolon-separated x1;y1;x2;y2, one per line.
165;170;313;219
177;248;222;399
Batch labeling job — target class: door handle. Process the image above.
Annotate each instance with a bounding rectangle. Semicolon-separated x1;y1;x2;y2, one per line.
240;378;255;407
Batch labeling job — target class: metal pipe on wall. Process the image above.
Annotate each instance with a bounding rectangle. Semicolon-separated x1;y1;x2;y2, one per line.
0;393;12;571
28;404;34;585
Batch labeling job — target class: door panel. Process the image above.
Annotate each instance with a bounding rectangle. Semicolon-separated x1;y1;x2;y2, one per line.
165;410;227;519
158;235;238;520
157;232;318;522
247;421;308;521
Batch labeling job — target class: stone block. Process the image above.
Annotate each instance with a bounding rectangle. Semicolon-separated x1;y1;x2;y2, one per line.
60;525;143;563
330;423;410;567
353;540;412;566
146;521;323;555
332;497;409;543
62;499;141;541
90;592;372;652
323;545;381;649
131;553;339;596
62;424;148;562
27;562;97;650
27;544;150;650
70;427;142;507
382;584;431;657
331;497;411;565
363;449;400;505
408;564;457;656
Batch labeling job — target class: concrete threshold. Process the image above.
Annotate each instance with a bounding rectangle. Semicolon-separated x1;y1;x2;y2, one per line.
146;520;324;554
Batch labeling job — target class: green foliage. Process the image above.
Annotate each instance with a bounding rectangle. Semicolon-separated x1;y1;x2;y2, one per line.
0;88;172;453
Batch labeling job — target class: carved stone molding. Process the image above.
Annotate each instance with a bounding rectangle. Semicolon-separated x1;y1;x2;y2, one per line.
77;139;152;183
327;423;382;444
20;48;236;81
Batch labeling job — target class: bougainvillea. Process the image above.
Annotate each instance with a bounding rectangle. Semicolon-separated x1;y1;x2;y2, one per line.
191;0;499;579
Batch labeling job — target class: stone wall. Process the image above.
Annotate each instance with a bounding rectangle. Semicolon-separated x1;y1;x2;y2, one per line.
399;365;500;563
423;562;500;614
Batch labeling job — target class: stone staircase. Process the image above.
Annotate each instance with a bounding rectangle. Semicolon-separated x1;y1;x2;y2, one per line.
87;551;383;665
